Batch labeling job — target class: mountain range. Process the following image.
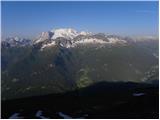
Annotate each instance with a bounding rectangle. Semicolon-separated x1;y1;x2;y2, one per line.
1;28;159;100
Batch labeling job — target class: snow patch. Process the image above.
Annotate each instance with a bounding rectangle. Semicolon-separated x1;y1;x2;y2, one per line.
58;112;72;119
133;93;145;97
107;38;127;44
35;110;49;119
77;38;107;44
58;112;88;119
153;53;158;59
80;31;92;36
41;41;56;50
9;113;23;119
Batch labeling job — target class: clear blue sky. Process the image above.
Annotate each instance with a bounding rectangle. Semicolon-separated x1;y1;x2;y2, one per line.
2;1;158;39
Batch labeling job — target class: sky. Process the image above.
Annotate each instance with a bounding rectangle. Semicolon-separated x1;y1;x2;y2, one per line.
2;1;159;39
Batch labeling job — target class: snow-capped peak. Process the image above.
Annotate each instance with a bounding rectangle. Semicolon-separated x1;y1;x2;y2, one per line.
51;28;79;40
35;28;92;43
6;36;21;42
3;37;31;47
14;36;21;41
31;28;130;50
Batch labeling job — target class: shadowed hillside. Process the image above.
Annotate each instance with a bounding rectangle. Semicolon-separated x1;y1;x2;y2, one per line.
2;81;159;119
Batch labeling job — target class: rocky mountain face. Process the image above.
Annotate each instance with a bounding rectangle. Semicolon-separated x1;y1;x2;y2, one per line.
1;28;159;100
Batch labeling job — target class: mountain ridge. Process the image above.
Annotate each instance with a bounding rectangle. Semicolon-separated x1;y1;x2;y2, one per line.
2;28;158;50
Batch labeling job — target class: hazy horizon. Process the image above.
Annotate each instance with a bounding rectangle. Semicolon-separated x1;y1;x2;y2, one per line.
2;1;158;39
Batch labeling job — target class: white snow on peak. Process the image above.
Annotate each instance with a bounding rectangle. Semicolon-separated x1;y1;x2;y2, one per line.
107;37;127;44
6;36;21;42
51;28;79;40
72;37;127;47
79;31;92;36
35;28;92;43
75;38;107;44
14;37;21;41
40;37;128;50
41;41;56;50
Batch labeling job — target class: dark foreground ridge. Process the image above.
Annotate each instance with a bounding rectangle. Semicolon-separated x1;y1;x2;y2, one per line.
2;81;159;119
